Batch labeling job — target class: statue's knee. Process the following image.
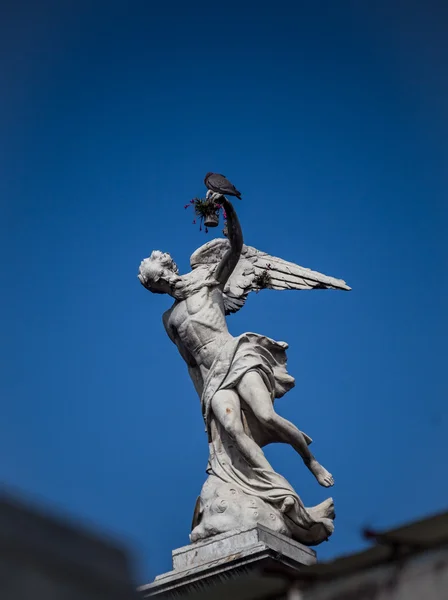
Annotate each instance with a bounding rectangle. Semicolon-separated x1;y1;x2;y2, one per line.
224;415;244;439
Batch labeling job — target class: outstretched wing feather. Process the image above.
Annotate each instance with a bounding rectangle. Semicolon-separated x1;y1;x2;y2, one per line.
251;249;351;290
190;238;350;316
190;238;228;268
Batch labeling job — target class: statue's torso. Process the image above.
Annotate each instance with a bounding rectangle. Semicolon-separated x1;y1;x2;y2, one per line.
165;285;232;370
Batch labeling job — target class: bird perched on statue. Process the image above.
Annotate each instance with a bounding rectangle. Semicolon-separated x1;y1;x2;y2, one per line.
204;172;242;199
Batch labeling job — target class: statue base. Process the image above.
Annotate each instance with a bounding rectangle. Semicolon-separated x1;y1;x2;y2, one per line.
138;525;316;599
191;475;334;546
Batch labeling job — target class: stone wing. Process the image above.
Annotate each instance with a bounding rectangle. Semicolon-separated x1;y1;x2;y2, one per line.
190;238;351;316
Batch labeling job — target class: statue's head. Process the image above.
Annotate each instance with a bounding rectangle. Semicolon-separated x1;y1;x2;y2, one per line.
138;251;180;295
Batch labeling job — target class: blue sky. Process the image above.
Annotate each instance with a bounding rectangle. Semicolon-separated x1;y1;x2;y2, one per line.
1;0;447;584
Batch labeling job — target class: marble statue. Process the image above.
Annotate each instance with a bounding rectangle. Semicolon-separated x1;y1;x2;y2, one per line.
138;191;350;546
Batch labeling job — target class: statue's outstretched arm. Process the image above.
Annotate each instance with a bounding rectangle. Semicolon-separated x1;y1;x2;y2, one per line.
214;197;243;287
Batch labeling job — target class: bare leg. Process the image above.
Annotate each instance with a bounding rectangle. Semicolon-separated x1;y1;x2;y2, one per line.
237;371;334;487
211;389;273;471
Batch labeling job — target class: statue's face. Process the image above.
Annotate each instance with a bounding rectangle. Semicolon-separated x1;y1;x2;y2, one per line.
138;254;179;295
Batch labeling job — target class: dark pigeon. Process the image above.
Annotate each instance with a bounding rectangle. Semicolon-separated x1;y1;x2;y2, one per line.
204;172;242;199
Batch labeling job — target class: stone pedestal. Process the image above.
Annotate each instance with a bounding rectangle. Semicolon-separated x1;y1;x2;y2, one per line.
139;525;316;599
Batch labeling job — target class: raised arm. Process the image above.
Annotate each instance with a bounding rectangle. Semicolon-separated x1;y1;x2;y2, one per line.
214;196;243;286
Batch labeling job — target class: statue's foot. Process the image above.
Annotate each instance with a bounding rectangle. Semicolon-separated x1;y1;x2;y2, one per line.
309;460;334;487
306;498;335;521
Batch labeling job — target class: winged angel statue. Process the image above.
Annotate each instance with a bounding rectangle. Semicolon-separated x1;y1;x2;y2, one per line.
138;192;350;546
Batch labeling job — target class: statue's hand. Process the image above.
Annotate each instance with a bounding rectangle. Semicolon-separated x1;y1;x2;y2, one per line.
205;190;221;202
206;190;229;208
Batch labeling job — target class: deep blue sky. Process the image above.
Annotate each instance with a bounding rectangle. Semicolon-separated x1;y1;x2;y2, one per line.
1;0;447;584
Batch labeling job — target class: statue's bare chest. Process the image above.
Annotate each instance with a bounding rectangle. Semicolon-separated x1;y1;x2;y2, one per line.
167;287;226;341
169;289;211;329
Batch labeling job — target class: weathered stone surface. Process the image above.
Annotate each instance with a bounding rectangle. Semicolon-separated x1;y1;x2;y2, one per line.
173;525;316;572
139;525;316;599
191;476;335;547
139;186;350;547
141;512;448;600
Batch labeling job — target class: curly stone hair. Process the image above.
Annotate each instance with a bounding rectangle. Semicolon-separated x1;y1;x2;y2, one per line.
138;251;179;294
148;251;179;276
